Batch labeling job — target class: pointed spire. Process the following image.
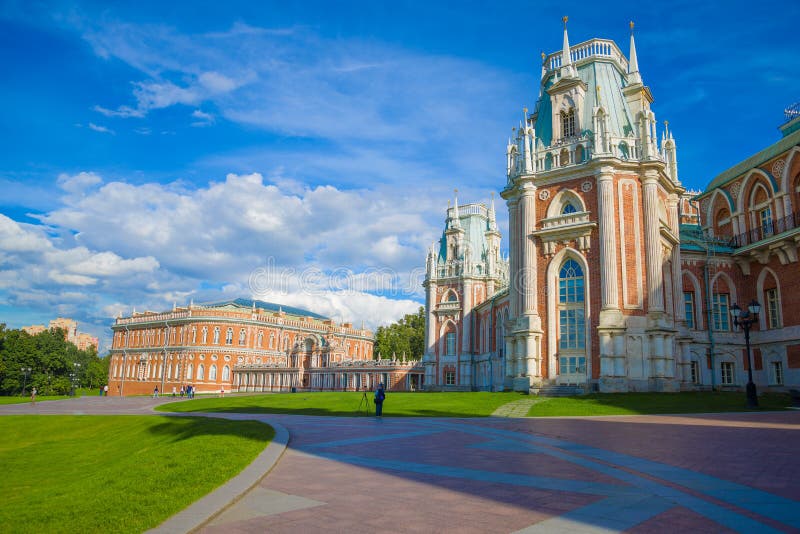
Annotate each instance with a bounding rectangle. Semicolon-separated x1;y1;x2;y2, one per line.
489;192;497;231
452;189;461;228
561;16;571;66
173;301;177;311
628;21;642;84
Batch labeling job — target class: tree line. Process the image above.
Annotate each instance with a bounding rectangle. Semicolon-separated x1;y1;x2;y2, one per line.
0;324;109;396
374;306;425;360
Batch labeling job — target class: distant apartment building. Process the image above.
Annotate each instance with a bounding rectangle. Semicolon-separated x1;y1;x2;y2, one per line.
22;317;99;352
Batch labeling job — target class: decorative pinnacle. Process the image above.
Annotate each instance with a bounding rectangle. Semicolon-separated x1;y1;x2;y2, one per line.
563;15;568;26
523;107;528;115
541;51;546;61
630;20;634;32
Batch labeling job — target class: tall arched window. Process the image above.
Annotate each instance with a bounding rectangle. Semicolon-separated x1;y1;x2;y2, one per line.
561;108;575;138
197;364;205;381
222;365;230;381
562;202;578;215
209;365;217;381
269;332;275;349
191;327;197;344
201;327;208;344
213;327;220;344
257;331;263;348
239;328;246;345
558;259;586;382
187;363;194;380
226;328;233;345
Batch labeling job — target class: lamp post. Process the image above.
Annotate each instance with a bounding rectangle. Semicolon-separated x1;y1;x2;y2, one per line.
730;300;761;409
20;367;31;396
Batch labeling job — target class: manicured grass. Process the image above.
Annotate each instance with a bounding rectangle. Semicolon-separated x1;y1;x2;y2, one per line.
0;389;99;404
158;391;528;417
0;415;273;533
528;391;793;417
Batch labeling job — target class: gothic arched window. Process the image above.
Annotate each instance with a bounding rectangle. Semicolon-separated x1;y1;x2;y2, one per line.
562;202;578;215
239;328;246;346
558;259;586;380
213;327;220;344
561;108;576;138
225;327;233;345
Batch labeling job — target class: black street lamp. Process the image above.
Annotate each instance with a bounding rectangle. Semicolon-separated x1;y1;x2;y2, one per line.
20;367;31;396
730;300;761;409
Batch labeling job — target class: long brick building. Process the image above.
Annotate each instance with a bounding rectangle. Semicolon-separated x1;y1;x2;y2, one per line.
108;298;422;396
422;21;800;393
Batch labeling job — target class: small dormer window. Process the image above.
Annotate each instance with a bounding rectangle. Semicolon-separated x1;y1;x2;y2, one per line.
562;203;578;215
561;108;576;138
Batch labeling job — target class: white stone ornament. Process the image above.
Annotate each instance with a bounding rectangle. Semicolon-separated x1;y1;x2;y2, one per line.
773;159;786;179
539;189;550;200
581;180;593;192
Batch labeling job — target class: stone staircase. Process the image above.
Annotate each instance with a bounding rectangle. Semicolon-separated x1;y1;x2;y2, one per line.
534;385;585;397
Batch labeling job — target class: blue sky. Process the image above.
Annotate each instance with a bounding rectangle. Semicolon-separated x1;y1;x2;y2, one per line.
1;0;798;350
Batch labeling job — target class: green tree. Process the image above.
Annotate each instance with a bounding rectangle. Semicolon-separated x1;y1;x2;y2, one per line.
0;326;106;396
375;306;425;360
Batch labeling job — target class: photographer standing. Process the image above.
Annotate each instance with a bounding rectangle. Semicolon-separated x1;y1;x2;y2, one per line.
374;383;386;416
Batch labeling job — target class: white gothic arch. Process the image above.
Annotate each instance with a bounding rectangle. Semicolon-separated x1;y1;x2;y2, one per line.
545;247;592;382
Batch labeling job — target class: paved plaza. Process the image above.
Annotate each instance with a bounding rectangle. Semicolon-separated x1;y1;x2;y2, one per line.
2;397;799;533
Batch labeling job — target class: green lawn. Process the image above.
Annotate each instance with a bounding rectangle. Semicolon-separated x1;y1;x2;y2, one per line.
157;390;793;418
528;392;793;417
0;389;98;404
0;415;273;534
158;391;528;417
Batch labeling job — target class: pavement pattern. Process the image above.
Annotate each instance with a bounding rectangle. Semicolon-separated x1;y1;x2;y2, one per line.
2;397;799;533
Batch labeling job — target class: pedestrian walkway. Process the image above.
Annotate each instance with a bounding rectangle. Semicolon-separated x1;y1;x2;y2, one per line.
2;397;799;532
491;397;538;417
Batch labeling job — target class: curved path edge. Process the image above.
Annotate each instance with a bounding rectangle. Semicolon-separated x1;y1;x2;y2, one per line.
147;415;289;534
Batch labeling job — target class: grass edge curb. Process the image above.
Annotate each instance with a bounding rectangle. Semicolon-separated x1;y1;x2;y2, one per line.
146;414;289;534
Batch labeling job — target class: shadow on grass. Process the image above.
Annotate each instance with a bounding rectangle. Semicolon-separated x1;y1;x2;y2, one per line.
145;415;275;443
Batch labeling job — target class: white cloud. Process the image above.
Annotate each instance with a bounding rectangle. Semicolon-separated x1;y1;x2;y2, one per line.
48;271;97;286
191;109;215;127
88;122;114;134
93;104;145;118
57;171;102;194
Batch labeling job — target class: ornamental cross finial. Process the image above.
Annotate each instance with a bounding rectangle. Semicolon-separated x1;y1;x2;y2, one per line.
630;20;634;32
563;15;568;26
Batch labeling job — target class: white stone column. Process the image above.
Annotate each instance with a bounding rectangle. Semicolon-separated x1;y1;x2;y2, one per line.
425;281;437;355
516;337;526;376
508;200;519;318
525;336;538;377
597;171;619;311
520;185;538;315
504;336;515;379
671;245;683;322
613;334;626;376
643;174;664;312
461;279;472;355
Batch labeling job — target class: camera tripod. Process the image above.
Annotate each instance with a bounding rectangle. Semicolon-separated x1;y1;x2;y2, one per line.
357;390;372;415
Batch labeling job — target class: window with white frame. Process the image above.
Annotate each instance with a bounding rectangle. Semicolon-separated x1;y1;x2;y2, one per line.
770;361;783;385
721;361;734;385
684;292;695;329
561;108;575;138
766;288;781;329
213;327;220;344
209;365;217;381
239;328;246;346
192;327;197;344
226;328;233;345
201;327;208;344
257;331;263;348
690;361;700;384
712;293;730;331
445;371;456;385
197;364;205;381
446;332;456;356
759;206;773;238
222;365;230;381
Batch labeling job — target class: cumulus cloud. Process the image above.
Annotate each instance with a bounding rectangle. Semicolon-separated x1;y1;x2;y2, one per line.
191;109;215;127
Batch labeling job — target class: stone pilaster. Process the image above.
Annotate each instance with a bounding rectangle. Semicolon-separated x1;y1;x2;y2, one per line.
642;173;664;314
597;171;620;314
